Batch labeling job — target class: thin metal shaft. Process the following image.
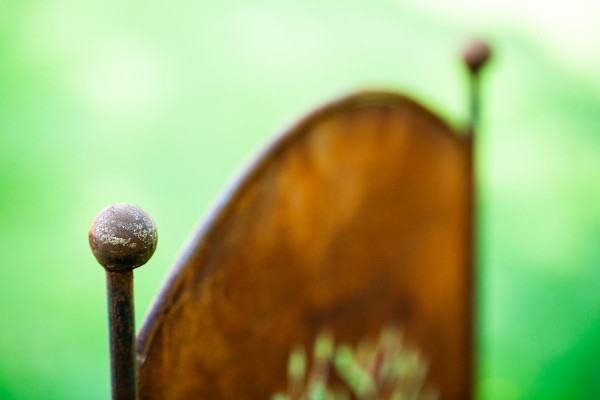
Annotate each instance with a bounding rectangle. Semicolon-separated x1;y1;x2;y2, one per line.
467;74;480;137
465;91;476;400
106;270;137;400
462;39;490;400
463;39;490;138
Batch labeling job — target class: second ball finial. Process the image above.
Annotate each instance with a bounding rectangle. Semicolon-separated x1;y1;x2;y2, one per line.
463;40;491;74
89;202;158;273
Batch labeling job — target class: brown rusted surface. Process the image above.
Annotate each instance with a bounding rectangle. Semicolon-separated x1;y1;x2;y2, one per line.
137;91;473;399
107;270;138;400
89;203;158;273
89;203;158;399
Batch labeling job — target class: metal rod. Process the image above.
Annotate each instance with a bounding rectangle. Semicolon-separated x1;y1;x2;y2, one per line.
463;40;491;138
468;74;480;136
106;270;137;400
462;39;491;400
89;202;158;400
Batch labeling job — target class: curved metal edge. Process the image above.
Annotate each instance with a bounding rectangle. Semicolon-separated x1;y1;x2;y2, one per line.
135;90;464;364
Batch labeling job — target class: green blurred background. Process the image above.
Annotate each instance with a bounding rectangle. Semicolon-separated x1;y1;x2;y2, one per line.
2;0;600;398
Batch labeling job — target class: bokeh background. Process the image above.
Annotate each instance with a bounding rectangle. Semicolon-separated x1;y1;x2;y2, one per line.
2;0;600;398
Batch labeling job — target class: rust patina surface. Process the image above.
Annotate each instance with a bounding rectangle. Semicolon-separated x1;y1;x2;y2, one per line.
137;92;473;399
89;203;158;400
106;270;137;400
89;203;158;273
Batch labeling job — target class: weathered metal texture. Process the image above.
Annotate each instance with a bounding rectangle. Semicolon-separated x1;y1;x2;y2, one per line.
89;203;158;273
107;270;138;400
137;91;473;399
89;203;158;400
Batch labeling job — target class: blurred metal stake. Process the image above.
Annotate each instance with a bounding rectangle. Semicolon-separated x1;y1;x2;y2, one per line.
462;39;491;400
463;40;492;137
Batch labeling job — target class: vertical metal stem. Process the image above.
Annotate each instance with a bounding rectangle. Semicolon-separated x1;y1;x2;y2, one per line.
106;270;138;400
467;72;481;138
464;42;490;399
466;105;476;400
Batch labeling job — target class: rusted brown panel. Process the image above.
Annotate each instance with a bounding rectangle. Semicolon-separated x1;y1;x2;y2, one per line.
137;92;472;399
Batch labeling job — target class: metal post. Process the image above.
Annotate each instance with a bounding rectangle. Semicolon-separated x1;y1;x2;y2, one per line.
89;203;158;400
463;40;491;137
106;270;137;399
462;39;491;399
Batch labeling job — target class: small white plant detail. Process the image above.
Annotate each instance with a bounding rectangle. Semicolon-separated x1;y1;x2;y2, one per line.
272;326;437;400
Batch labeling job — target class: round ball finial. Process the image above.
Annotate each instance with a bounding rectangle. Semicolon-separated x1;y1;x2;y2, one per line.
89;203;158;272
463;40;491;74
